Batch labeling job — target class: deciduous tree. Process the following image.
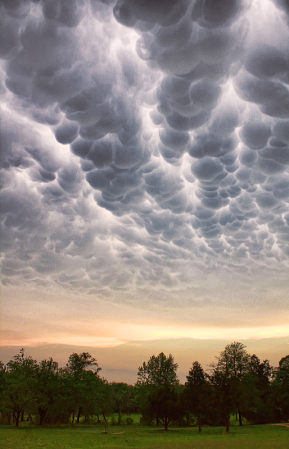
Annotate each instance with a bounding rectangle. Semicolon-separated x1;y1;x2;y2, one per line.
65;352;101;424
213;342;250;427
5;349;38;427
136;352;180;430
272;355;289;422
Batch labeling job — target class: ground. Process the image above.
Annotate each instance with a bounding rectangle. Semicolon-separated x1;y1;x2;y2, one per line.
0;422;288;449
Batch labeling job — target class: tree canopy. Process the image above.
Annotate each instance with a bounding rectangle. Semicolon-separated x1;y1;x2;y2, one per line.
0;344;288;430
136;352;179;387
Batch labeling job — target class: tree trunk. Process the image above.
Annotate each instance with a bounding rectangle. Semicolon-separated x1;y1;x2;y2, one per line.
164;418;169;431
238;409;243;426
198;414;202;432
38;407;48;426
102;412;107;423
225;415;230;433
76;407;82;424
15;409;21;428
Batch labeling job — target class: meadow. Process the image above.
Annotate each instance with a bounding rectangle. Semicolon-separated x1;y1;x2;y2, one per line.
0;422;288;449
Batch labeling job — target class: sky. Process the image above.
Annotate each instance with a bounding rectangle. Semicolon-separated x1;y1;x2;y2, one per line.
1;0;289;383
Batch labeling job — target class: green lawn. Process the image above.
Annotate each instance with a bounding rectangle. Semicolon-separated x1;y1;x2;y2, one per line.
0;423;288;449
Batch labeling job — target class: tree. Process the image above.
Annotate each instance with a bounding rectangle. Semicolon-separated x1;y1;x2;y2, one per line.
185;361;208;432
272;355;289;422
217;342;250;379
249;355;273;389
110;383;136;424
66;352;101;376
77;371;108;423
0;361;9;424
65;352;101;424
5;349;38;427
136;352;180;430
94;378;112;424
137;352;179;387
145;383;181;430
210;366;234;432
275;355;289;385
213;342;250;427
241;355;273;424
35;358;60;425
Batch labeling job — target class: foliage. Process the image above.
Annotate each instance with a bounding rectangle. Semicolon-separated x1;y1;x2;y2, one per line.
66;352;100;377
0;350;106;426
34;358;61;425
4;349;38;427
241;355;274;424
136;352;180;430
211;341;251;429
184;361;210;431
0;345;288;431
110;382;136;423
137;352;179;387
271;355;289;422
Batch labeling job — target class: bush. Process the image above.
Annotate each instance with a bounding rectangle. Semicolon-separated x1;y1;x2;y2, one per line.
125;417;133;425
110;415;117;426
139;416;155;426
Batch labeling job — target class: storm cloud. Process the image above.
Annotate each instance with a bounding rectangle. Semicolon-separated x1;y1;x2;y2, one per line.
1;0;289;317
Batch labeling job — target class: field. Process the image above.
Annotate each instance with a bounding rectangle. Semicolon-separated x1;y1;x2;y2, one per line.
0;422;288;449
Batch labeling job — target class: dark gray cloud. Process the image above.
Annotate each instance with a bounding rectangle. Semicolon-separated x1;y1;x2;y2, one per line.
0;0;289;312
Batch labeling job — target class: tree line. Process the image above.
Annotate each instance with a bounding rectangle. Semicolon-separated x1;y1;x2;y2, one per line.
0;343;288;431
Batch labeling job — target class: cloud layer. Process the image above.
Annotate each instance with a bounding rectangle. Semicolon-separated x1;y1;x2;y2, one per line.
1;0;289;318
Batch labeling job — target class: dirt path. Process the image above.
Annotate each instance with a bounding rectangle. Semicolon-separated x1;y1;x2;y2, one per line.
270;423;289;427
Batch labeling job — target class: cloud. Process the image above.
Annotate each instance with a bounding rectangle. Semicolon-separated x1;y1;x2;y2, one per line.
0;0;289;327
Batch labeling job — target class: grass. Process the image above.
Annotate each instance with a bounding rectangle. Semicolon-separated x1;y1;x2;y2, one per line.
0;422;288;449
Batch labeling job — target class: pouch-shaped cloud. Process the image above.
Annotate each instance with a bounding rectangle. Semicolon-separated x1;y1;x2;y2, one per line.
1;0;289;324
239;121;271;149
191;0;250;29
113;0;186;27
55;120;79;145
192;157;225;182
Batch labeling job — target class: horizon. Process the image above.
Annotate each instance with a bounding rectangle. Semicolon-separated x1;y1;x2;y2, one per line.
1;335;288;384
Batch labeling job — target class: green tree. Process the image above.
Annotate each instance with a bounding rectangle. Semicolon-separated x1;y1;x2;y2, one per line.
35;358;60;425
213;342;250;427
47;368;75;424
78;371;108;423
95;378;112;424
239;354;273;424
66;352;100;376
249;355;272;388
0;361;10;424
272;355;289;422
146;384;181;430
5;349;38;427
136;352;180;430
65;352;101;424
210;365;234;432
110;383;136;424
185;361;209;432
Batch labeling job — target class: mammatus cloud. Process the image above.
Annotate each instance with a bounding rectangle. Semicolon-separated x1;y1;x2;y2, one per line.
1;0;289;319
